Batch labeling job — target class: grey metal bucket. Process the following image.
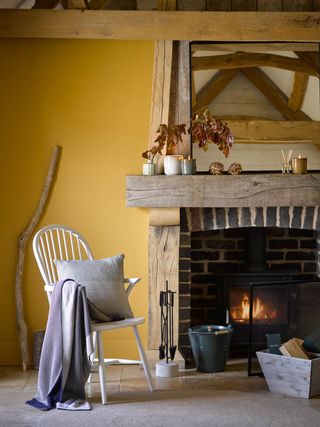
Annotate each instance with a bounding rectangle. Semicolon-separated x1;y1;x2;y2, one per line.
188;325;233;373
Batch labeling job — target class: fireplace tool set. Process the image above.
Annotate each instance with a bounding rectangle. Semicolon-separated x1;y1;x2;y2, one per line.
156;281;179;377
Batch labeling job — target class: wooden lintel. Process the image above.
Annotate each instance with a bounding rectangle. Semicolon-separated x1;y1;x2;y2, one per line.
126;174;320;208
226;120;320;144
1;11;320;41
288;72;309;112
191;43;319;52
241;67;311;121
192;52;318;76
193;69;237;112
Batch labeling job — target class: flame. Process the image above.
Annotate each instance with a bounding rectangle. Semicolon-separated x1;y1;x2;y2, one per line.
230;292;277;323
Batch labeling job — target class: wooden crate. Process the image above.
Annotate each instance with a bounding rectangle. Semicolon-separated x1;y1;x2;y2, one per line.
256;350;320;398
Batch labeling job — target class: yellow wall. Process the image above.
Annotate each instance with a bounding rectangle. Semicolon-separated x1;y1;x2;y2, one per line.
0;39;154;364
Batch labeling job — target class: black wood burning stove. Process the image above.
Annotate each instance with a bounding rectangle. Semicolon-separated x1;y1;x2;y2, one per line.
216;272;297;355
215;228;320;375
217;276;320;375
216;228;297;358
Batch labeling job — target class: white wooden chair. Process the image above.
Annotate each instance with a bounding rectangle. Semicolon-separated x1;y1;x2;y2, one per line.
32;224;154;405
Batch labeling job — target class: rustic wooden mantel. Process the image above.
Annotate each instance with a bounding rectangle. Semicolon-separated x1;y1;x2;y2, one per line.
126;173;320;208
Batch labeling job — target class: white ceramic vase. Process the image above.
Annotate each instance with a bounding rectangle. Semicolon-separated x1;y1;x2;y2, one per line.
163;155;182;175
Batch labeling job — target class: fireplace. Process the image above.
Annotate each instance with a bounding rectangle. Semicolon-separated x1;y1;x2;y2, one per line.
126;174;320;367
213;226;301;358
215;226;303;359
178;207;320;365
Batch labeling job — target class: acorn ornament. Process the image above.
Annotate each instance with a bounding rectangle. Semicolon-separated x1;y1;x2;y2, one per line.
228;162;242;175
209;162;224;175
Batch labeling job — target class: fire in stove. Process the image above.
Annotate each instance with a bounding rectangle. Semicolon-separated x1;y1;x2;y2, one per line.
229;290;278;324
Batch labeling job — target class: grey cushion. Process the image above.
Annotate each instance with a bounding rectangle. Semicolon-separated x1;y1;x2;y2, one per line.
55;254;133;322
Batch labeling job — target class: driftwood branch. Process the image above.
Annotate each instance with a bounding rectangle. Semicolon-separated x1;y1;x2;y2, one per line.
15;145;62;371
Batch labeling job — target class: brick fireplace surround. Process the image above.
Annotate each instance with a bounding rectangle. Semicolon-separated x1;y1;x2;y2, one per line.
178;207;320;363
126;174;320;364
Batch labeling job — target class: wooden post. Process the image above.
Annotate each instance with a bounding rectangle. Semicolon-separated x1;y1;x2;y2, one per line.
148;226;180;349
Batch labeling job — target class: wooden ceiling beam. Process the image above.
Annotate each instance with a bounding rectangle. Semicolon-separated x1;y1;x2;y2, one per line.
32;0;62;8
192;52;318;76
191;43;319;52
1;11;320;41
241;67;311;121
288;72;309;112
193;69;238;112
228;120;320;144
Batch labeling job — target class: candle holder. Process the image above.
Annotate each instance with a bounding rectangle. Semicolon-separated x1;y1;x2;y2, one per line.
291;157;307;174
164;155;183;175
143;161;157;176
181;158;197;175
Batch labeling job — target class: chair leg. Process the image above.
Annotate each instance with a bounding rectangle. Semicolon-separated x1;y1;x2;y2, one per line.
86;374;92;398
132;325;154;391
96;331;107;405
86;331;97;398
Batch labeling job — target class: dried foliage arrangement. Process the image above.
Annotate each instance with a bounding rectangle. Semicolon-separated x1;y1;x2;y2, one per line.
190;107;233;158
142;124;187;162
142;107;233;162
